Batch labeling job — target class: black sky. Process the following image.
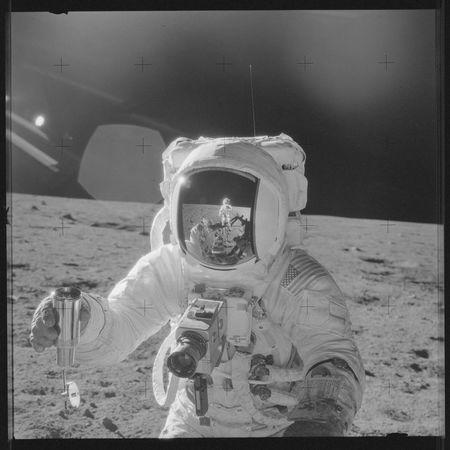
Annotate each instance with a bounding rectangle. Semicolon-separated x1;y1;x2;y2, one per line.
9;10;440;222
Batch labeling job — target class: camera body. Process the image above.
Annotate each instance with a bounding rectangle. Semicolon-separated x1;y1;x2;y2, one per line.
174;298;227;376
167;293;253;379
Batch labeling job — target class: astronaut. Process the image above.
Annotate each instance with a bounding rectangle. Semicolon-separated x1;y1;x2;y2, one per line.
219;198;233;227
30;134;365;437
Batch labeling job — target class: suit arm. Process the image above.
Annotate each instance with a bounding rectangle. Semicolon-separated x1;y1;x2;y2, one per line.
75;245;185;365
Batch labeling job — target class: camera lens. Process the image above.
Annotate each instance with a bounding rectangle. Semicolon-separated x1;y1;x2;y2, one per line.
167;331;207;378
168;353;196;377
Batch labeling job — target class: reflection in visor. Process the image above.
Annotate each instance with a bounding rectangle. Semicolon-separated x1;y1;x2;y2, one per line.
178;170;258;267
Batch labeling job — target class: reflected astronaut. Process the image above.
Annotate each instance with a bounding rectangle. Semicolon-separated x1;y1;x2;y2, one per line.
219;198;233;227
30;134;365;437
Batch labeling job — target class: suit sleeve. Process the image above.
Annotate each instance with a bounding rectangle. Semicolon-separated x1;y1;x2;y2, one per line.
267;249;365;434
75;244;185;365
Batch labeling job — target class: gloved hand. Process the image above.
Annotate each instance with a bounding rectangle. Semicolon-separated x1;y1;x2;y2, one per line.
285;358;360;436
29;295;91;353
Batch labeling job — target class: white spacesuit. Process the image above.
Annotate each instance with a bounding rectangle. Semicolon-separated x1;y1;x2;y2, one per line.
32;134;365;437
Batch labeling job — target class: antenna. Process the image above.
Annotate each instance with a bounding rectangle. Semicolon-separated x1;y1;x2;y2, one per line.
249;65;256;137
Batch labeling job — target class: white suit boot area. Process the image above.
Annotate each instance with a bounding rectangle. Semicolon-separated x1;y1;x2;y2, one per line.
73;135;365;437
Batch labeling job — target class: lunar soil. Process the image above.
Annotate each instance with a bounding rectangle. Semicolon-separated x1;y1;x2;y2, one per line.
7;193;444;438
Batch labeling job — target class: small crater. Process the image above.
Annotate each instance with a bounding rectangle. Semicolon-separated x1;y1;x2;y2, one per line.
100;380;112;387
412;349;429;359
401;380;430;394
22;387;48;395
401;382;415;394
45;370;59;379
406;279;440;291
410;363;423;372
384;408;412;422
104;391;116;398
62;213;77;222
91;222;145;233
355;294;380;305
365;370;375;377
91;221;119;228
377;271;394;276
45;427;67;438
83;408;95;419
95;221;116;228
8;263;30;269
359;256;385;264
118;224;139;231
102;417;118;432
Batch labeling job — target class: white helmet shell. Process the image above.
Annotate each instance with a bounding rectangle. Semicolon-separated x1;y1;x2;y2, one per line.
150;134;308;280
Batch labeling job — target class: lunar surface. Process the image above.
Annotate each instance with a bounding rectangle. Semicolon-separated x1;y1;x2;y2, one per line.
7;193;443;438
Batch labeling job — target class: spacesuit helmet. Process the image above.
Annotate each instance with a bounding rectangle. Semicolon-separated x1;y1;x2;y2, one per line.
170;140;290;272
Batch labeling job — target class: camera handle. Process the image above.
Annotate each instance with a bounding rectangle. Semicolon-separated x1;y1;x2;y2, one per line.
193;374;209;417
193;334;228;419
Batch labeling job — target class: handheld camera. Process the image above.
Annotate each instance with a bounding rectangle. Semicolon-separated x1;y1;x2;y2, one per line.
166;291;253;417
167;298;227;378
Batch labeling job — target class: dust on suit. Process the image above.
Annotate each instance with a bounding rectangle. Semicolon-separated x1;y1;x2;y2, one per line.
75;135;365;437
